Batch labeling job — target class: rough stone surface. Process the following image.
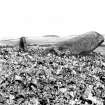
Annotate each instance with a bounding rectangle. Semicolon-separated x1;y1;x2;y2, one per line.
55;31;104;54
19;37;27;51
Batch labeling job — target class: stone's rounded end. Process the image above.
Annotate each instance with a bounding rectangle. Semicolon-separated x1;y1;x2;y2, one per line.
84;31;104;45
87;31;104;45
96;33;104;45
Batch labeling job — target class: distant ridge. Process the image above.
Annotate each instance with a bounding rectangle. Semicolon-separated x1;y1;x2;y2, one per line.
43;35;59;37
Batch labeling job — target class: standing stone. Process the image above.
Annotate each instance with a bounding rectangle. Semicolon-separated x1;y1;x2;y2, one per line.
19;37;27;51
55;31;104;54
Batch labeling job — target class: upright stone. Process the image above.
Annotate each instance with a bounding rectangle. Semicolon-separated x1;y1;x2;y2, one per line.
19;37;27;51
55;31;104;54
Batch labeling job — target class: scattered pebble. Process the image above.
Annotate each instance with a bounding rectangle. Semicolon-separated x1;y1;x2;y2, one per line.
0;46;105;105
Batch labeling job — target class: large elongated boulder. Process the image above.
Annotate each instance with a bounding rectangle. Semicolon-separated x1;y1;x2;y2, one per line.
55;31;104;54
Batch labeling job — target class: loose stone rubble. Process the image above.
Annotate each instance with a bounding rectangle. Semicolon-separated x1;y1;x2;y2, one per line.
0;45;105;105
0;32;104;105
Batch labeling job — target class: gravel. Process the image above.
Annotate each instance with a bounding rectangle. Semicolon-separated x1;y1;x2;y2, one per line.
0;46;105;105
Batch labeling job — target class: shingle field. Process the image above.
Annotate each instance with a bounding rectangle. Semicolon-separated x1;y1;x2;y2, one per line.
0;46;105;105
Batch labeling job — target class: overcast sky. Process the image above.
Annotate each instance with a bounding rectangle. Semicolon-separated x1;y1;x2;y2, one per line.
0;0;105;40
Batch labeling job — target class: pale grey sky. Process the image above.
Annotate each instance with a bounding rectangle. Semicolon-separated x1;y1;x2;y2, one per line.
0;0;105;40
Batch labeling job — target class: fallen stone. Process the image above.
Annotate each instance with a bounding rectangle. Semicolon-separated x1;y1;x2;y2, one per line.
55;31;104;54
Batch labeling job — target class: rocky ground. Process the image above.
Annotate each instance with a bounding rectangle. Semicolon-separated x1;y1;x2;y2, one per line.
0;46;105;105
